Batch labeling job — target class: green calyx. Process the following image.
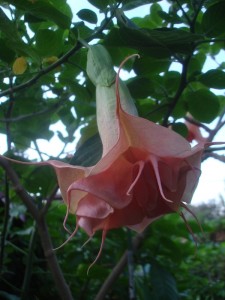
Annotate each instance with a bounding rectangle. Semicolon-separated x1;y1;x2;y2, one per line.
87;44;116;87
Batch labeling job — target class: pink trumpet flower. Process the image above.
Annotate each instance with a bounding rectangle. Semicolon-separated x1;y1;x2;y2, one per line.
44;55;206;267
2;50;219;270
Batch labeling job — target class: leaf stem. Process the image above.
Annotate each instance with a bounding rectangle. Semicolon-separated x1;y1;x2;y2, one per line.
95;230;146;300
21;223;38;300
0;174;10;273
127;229;136;300
37;216;74;300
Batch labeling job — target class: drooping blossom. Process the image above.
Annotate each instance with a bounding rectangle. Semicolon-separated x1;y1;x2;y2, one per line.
2;45;216;268
41;48;208;266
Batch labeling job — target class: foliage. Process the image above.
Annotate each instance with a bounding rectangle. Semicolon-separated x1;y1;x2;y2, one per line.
0;0;225;299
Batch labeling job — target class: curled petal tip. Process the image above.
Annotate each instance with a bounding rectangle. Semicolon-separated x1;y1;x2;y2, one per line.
87;229;107;275
53;224;79;251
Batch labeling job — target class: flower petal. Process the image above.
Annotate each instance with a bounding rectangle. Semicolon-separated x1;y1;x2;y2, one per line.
76;195;113;219
44;160;92;213
68;155;134;209
118;109;192;156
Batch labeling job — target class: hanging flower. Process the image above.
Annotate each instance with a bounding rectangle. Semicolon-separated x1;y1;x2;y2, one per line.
42;46;208;267
2;45;218;268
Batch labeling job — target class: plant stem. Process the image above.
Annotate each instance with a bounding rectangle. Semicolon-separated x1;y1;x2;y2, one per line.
21;223;38;300
0;174;10;273
95;229;146;300
37;216;74;300
127;229;136;300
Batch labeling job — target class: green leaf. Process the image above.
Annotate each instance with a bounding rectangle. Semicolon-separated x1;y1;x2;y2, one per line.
158;10;183;24
70;134;102;167
127;77;155;98
5;0;71;29
122;0;161;11
199;69;225;89
0;8;19;39
77;9;98;24
172;96;187;119
188;52;206;78
0;38;15;63
35;29;64;57
134;55;170;75
218;95;225;114
202;1;225;37
163;71;180;95
151;261;179;300
87;0;109;10
130;3;163;30
186;89;220;123
0;8;39;60
105;27;201;57
171;122;188;138
136;98;168;122
73;21;94;39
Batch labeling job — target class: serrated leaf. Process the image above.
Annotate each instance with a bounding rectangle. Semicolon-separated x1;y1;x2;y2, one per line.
12;56;27;75
199;69;225;89
186;89;220;123
77;9;98;24
202;1;225;37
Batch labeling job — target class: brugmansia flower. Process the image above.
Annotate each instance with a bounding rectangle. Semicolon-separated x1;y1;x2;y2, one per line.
42;46;207;266
2;45;218;268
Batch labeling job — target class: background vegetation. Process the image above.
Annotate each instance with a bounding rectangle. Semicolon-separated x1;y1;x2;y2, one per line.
0;0;225;299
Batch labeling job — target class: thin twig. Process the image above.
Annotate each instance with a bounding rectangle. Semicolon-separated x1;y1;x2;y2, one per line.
95;230;146;300
162;55;191;126
208;152;225;163
37;216;74;300
0;156;39;220
40;184;59;217
184;116;211;132
175;0;192;26
21;223;38;300
0;174;10;273
204;146;225;152
189;0;206;33
207;108;225;142
127;229;136;300
0;98;65;123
